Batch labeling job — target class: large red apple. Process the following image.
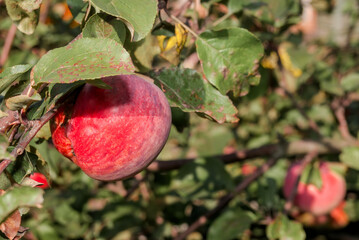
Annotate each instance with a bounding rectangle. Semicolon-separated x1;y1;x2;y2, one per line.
50;74;171;181
283;162;346;216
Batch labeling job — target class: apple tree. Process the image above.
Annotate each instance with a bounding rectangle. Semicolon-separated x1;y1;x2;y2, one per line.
0;0;359;239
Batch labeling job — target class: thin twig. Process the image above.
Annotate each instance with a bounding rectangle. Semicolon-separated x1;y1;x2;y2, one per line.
106;181;127;197
170;14;199;39
283;150;318;214
39;0;51;24
0;24;17;67
123;173;149;200
84;1;92;22
174;156;281;240
332;98;359;145
212;12;232;27
135;173;150;201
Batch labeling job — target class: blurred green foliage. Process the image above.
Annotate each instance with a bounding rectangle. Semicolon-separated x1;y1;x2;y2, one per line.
0;0;359;239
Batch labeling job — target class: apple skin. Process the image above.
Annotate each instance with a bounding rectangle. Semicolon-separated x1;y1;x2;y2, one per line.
283;162;346;216
50;74;171;181
30;173;49;189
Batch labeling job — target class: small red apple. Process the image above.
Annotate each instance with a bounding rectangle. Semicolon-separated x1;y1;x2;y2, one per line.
30;173;49;189
241;163;257;176
50;74;171;181
283;162;346;216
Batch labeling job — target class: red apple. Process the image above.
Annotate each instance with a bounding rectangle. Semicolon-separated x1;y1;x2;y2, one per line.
283;162;346;216
241;163;257;176
30;173;49;189
50;74;171;181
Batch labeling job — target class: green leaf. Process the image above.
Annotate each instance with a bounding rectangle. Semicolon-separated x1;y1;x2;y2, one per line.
341;73;359;91
5;0;40;34
0;173;11;190
6;151;39;184
0;134;14;162
340;147;359;170
151;68;239;124
67;0;87;23
91;0;157;41
5;93;41;111
31;38;135;86
82;14;127;45
266;214;306;240
171;158;235;200
208;207;256;240
315;62;344;96
0;186;43;223
228;0;243;13
196;27;264;97
0;64;32;94
258;177;280;210
300;162;323;189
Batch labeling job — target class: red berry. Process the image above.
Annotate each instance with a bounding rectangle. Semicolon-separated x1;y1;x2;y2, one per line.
30;173;49;189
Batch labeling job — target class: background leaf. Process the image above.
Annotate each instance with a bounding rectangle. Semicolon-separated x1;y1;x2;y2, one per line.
340;147;359;170
151;68;239;123
341;73;359;91
196;27;264;97
266;214;306;240
0;187;43;223
0;64;32;94
5;0;40;34
207;207;256;240
90;0;157;41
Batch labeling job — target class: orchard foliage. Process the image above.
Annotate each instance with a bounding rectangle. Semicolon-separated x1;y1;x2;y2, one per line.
0;0;358;239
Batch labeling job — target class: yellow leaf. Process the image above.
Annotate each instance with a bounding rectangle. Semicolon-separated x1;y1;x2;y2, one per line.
175;23;188;54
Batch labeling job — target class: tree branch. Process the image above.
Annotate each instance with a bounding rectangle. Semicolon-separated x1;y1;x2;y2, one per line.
0;106;59;174
174;155;281;240
148;138;349;172
0;24;17;67
331;98;359;145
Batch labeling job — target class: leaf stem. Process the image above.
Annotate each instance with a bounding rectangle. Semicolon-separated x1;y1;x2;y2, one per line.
84;1;92;22
212;12;232;27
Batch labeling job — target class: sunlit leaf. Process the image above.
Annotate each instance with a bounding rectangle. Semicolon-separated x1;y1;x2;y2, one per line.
82;14;127;45
196;27;264;97
91;0;157;41
31;38;135;86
